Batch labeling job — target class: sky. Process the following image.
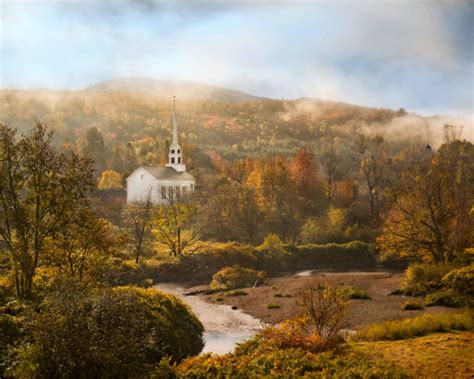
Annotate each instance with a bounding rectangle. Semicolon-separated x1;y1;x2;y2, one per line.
0;0;473;117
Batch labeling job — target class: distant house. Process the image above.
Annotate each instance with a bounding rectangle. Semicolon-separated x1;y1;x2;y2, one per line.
126;99;196;204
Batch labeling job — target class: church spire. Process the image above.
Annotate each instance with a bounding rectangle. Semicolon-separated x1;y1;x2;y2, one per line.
166;96;186;172
171;96;178;147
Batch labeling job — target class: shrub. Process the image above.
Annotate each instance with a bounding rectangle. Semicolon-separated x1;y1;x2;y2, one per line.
400;263;453;296
401;300;424;310
274;292;293;298
210;265;267;291
425;289;473;308
267;303;281;309
12;281;203;378
223;290;248;296
354;312;474;341
175;341;404;378
441;265;474;297
298;285;350;347
340;286;371;300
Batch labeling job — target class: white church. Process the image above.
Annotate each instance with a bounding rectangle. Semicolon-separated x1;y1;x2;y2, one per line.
126;99;196;204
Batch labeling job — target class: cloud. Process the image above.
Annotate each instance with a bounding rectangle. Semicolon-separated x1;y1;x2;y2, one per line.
0;0;472;119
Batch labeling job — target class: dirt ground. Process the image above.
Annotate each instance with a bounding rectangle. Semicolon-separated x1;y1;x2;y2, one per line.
186;271;458;329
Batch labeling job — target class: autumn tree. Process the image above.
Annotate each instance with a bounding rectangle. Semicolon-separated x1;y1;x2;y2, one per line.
97;169;123;189
320;147;345;205
290;149;325;215
246;156;299;241
378;138;474;264
351;133;388;224
152;191;199;257
123;194;155;263
195;181;262;244
46;207;114;282
0;122;93;298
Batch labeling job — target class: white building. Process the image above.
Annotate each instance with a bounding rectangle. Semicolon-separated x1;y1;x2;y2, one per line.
126;99;196;204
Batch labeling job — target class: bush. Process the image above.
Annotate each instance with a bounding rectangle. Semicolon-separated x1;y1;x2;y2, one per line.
354;312;474;341
401;300;424;311
441;265;474;297
12;282;203;378
425;289;473;308
223;290;248;296
340;286;371;300
400;263;453;296
267;303;281;309
210;265;267;291
174;340;404;378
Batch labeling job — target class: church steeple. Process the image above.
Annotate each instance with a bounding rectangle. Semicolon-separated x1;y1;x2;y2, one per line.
166;96;186;172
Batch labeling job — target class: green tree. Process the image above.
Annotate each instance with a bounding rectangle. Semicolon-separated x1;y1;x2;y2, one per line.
152;194;199;257
12;282;204;378
0;123;93;298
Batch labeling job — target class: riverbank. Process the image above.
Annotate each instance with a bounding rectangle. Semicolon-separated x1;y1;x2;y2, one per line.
153;283;264;354
186;271;458;328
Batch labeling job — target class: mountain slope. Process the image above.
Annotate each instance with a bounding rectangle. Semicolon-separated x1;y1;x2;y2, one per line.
85;78;260;103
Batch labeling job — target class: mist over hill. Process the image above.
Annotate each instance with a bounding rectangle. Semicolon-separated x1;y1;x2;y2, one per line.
0;78;471;176
85;78;260;103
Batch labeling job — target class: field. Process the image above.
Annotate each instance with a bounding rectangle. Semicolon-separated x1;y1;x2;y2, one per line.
192;271;458;328
356;332;474;378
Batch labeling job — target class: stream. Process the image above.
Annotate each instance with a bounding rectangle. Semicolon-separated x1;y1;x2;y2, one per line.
153;283;264;355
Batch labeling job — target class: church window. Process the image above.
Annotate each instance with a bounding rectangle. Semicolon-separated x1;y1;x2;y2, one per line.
190;183;194;191
178;149;180;153
171;149;175;153
171;157;175;164
161;186;166;199
178;157;181;163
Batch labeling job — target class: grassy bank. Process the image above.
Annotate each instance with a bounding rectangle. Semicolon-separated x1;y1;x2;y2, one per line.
109;240;377;286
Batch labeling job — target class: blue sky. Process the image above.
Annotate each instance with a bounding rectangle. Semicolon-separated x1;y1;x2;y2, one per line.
1;0;473;117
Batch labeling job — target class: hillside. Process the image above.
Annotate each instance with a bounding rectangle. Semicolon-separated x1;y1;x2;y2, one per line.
85;78;260;103
0;82;471;178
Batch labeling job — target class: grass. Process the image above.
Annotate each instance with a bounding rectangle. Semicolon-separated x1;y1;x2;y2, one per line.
273;293;293;298
340;286;371;300
355;332;474;378
354;312;474;341
223;290;248;297
267;303;281;309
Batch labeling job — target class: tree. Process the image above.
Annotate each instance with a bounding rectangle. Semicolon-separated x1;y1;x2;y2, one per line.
82;126;106;173
246;156;299;240
195;181;261;244
378;138;474;264
320;147;345;205
97;169;123;189
290;149;325;216
123;194;154;263
46;207;114;282
351;134;388;224
0;123;93;298
152;193;199;257
13;282;204;378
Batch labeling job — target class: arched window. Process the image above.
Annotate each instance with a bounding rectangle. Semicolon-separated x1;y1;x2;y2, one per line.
171;157;175;164
178;157;181;163
171;149;175;153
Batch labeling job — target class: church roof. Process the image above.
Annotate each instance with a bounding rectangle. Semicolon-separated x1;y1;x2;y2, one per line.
139;166;195;181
